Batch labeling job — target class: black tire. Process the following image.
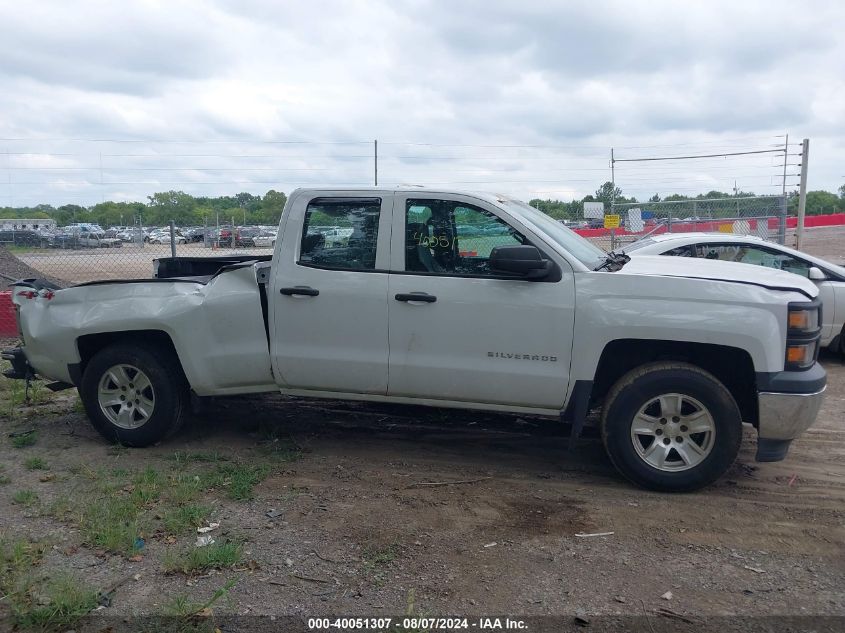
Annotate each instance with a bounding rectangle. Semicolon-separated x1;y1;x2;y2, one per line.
601;362;742;492
80;343;188;447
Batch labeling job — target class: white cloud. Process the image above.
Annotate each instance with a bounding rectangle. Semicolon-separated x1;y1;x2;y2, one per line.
0;0;842;205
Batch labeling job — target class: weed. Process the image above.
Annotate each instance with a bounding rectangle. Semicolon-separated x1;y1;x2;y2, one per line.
171;450;230;464
11;430;37;448
12;489;38;506
73;395;85;413
164;578;237;617
108;444;130;457
203;463;270;500
163;504;212;535
11;574;98;631
163;541;242;575
78;496;143;555
24;456;48;470
0;474;10;485
167;472;203;505
362;543;398;588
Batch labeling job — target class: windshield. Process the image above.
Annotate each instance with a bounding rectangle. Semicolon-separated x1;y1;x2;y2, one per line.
498;197;607;269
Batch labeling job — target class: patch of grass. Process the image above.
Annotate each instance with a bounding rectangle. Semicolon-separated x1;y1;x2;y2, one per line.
163;504;212;535
72;395;86;413
10;430;37;448
0;474;11;485
164;578;237;618
171;450;230;464
202;463;271;501
129;466;164;505
78;496;143;555
24;456;49;470
166;472;204;505
362;543;399;587
163;541;242;575
11;574;99;631
12;489;38;506
108;444;130;457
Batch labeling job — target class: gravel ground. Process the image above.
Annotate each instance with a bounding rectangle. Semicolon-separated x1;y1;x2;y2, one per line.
0;352;842;632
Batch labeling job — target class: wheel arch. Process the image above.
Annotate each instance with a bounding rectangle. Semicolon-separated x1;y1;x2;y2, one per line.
73;330;188;387
591;339;758;426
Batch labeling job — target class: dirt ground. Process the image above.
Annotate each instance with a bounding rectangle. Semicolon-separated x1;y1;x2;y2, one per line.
0;348;843;631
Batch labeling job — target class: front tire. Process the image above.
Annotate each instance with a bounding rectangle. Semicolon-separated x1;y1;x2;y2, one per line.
80;343;187;447
601;362;742;492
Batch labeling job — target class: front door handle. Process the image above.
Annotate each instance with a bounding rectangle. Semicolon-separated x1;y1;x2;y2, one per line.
395;292;437;303
280;286;319;297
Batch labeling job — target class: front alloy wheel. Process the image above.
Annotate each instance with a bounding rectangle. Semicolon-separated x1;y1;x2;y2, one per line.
602;362;742;492
630;393;716;471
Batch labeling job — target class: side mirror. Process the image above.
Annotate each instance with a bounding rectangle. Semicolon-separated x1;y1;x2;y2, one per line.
808;266;827;281
489;245;551;280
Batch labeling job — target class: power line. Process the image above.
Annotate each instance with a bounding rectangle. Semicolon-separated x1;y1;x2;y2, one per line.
613;149;784;163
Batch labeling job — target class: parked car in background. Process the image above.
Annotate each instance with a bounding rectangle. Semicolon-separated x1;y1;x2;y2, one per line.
147;229;187;245
78;231;123;248
184;227;209;243
0;229;45;247
235;227;261;247
626;232;845;353
252;230;277;248
117;228;147;243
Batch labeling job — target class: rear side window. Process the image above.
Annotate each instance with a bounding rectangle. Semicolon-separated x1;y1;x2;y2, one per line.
299;198;381;271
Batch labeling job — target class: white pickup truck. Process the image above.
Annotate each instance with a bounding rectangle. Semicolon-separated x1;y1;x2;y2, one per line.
4;188;827;491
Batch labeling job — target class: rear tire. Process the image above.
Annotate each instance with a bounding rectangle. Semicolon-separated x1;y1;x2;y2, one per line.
80;343;187;447
601;362;742;492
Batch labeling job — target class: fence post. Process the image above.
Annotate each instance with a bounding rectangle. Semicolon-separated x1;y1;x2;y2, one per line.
169;220;176;259
796;138;810;251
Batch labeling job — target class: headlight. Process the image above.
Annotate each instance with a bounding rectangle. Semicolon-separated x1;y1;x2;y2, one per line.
785;301;821;370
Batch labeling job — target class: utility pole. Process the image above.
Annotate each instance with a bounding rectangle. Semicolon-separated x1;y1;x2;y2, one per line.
796;138;810;251
779;134;788;245
374;139;378;186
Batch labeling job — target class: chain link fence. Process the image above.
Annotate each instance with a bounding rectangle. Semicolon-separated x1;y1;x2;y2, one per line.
0;195;792;290
0;222;281;290
580;195;789;252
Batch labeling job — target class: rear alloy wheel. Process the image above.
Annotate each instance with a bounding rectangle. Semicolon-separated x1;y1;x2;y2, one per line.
97;364;156;430
602;362;742;492
81;343;187;446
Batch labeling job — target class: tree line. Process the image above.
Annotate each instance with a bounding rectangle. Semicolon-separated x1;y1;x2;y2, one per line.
1;182;843;227
0;190;287;227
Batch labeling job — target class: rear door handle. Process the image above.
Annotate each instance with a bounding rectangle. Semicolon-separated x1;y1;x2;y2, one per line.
395;292;437;303
280;286;319;297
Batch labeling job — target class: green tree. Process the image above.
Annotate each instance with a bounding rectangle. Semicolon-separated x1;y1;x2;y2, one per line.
146;191;198;225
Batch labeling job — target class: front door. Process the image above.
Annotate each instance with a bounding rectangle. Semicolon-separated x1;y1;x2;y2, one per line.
269;193;393;394
387;194;575;410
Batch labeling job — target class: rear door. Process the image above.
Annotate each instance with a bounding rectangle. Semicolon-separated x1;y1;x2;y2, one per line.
269;192;393;394
386;194;575;410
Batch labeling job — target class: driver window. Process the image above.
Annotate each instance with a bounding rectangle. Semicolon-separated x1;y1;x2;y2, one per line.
405;199;526;275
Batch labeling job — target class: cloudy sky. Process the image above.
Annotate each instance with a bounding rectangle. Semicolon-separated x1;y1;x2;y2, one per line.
1;0;843;207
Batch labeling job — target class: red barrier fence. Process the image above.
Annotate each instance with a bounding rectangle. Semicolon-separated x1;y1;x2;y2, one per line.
0;291;17;339
574;213;845;239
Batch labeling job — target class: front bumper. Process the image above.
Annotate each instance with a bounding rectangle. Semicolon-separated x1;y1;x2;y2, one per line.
758;387;826;441
754;363;826;462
